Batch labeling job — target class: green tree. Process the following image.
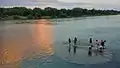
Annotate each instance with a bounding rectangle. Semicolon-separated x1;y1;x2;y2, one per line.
0;7;120;20
71;8;83;17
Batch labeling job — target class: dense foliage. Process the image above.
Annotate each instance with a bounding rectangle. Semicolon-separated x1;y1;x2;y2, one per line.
0;7;120;19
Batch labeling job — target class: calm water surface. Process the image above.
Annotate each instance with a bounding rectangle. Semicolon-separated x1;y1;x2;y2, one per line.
0;15;120;68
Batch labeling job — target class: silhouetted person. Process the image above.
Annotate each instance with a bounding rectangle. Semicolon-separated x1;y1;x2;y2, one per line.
100;40;103;45
103;40;106;49
74;37;77;45
101;40;106;49
95;40;99;49
96;40;99;46
89;38;92;44
68;38;71;44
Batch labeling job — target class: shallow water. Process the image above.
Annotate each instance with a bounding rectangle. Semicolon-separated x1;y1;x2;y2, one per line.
0;15;120;68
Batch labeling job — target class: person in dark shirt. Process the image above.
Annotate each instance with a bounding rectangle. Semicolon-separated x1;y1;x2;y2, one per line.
74;37;77;45
89;38;92;44
68;38;71;44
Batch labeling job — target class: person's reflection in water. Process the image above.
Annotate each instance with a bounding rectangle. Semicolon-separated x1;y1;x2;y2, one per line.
73;45;77;56
68;44;71;56
68;38;71;55
88;46;92;56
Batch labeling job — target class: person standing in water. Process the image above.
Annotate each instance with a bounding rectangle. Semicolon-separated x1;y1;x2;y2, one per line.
89;38;92;44
96;40;99;45
89;37;93;47
101;40;106;49
68;38;71;53
95;40;100;49
73;37;77;55
74;37;77;45
68;38;71;44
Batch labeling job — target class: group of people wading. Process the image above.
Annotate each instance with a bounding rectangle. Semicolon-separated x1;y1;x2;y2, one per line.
68;37;106;56
68;37;77;55
88;38;106;56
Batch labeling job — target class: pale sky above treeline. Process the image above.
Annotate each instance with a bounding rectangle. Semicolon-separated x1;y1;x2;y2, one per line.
0;0;120;10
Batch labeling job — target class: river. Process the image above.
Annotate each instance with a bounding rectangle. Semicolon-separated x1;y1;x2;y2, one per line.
0;15;120;68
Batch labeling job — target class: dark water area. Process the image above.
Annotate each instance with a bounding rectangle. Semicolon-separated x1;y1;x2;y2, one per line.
0;15;120;68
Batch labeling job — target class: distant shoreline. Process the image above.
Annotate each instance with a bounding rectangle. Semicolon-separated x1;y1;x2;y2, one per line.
0;15;120;24
0;7;120;21
0;14;120;21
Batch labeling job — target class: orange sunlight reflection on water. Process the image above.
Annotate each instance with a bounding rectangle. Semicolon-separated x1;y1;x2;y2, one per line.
0;19;53;66
32;19;54;56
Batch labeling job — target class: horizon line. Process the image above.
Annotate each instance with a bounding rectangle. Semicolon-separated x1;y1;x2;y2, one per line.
0;6;120;11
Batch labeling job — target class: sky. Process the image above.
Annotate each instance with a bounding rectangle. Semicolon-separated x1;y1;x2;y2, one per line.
0;0;120;10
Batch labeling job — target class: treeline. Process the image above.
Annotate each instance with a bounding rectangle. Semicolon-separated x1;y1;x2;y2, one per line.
0;7;120;19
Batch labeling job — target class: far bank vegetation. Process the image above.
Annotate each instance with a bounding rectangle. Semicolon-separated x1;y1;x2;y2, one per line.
0;7;120;20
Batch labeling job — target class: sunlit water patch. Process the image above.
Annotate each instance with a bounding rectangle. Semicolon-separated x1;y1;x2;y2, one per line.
0;19;54;68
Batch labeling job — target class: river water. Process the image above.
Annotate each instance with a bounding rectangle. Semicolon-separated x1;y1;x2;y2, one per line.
0;15;120;68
